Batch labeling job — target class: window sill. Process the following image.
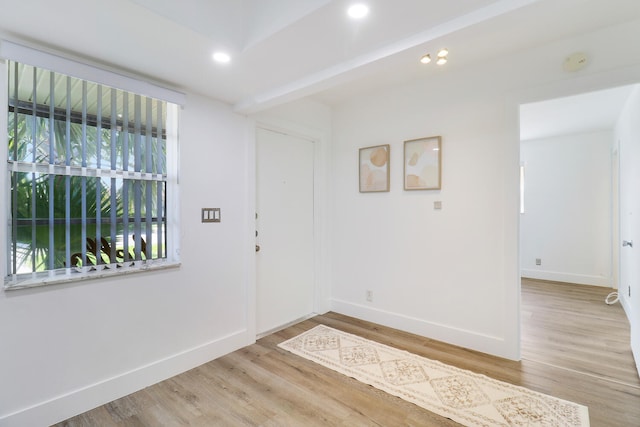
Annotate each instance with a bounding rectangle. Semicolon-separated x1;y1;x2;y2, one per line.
4;260;181;291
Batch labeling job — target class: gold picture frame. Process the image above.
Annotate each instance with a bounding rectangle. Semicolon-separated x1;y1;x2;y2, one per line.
359;144;390;193
404;136;441;190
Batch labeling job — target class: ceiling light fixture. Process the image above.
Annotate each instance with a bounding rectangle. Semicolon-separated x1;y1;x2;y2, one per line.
348;3;369;19
420;54;432;64
212;52;231;64
420;48;449;65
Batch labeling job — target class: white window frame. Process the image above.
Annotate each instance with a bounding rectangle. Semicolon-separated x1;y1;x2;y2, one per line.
1;41;184;289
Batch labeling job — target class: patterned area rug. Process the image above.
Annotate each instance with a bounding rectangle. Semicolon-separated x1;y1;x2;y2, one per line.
278;325;590;427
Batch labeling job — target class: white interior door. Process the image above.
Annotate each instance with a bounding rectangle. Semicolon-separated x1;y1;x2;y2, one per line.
256;127;315;335
619;120;640;368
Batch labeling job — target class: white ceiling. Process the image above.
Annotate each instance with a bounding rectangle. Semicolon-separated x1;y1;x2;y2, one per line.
0;0;639;116
520;85;637;141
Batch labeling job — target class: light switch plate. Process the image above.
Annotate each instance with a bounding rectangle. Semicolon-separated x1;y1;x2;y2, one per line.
202;208;221;223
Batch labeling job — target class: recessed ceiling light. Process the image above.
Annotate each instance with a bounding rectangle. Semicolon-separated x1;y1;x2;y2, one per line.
436;57;447;65
348;3;369;19
420;54;432;64
212;52;231;64
437;48;449;58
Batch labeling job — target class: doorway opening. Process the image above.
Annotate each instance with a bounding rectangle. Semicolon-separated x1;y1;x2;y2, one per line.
518;84;640;385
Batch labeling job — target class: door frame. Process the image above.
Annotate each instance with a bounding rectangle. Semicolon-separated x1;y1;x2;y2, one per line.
245;117;330;342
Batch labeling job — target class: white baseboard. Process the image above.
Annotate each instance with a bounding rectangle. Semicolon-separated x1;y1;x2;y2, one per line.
521;269;612;287
0;330;251;427
330;299;517;360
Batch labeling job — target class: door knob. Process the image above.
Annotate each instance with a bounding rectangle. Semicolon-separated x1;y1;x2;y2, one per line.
623;240;633;248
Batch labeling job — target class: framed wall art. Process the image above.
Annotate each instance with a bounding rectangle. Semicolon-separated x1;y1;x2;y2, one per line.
359;144;390;192
404;136;441;190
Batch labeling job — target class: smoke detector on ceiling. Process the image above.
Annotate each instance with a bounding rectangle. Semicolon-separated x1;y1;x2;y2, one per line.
563;52;588;72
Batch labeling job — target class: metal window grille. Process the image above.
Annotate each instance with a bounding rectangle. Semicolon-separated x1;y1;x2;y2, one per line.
7;61;169;279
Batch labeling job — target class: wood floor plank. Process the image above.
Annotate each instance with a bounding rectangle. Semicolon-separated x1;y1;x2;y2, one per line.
55;280;640;426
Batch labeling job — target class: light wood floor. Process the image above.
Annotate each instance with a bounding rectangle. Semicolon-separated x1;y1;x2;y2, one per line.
521;278;640;389
56;281;640;426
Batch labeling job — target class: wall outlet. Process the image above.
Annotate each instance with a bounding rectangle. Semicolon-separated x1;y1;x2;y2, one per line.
366;290;373;302
535;258;541;266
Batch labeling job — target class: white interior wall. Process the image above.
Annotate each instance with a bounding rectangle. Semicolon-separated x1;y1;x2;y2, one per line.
330;69;519;358
0;92;253;426
329;18;640;360
520;131;613;286
615;86;640;372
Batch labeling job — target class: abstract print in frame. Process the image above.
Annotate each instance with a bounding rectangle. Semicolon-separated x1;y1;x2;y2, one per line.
404;136;441;190
359;144;390;192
